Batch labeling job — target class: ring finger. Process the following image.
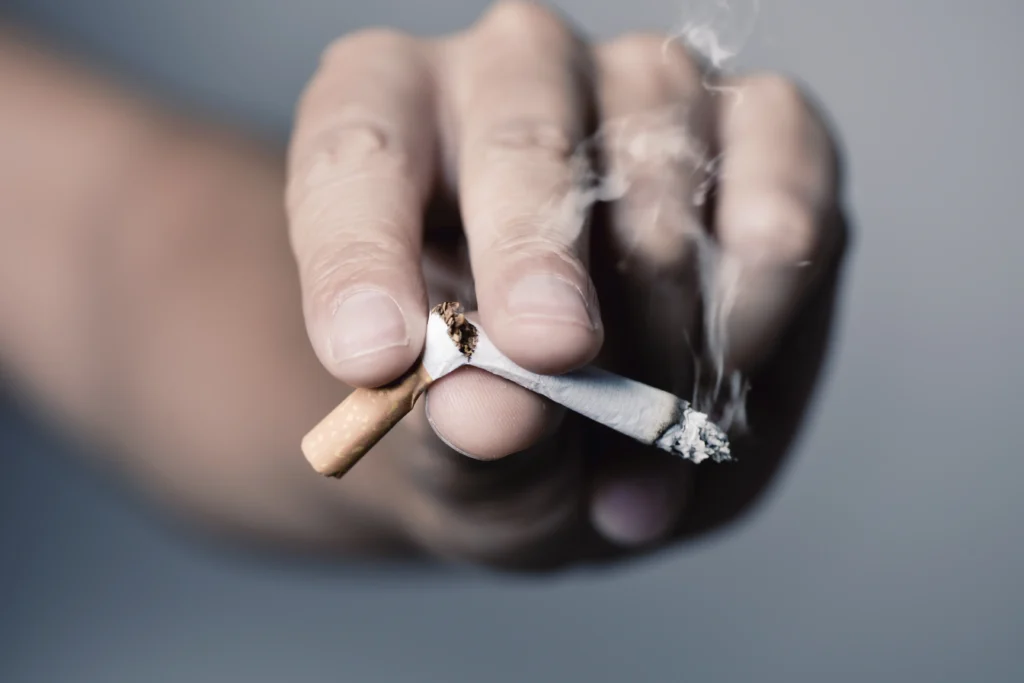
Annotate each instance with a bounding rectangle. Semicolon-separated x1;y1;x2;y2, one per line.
583;35;714;549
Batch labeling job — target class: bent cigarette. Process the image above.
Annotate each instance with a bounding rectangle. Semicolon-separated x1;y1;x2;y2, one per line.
301;302;472;477
302;302;731;478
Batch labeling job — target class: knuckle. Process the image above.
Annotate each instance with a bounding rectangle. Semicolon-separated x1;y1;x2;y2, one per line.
600;32;701;88
720;192;819;264
482;118;576;158
287;118;414;224
485;225;581;268
319;27;417;67
602;108;707;173
479;0;570;42
294;116;408;183
602;32;667;63
742;73;807;117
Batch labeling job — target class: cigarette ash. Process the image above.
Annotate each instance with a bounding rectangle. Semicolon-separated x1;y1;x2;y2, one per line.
655;404;732;464
431;302;478;359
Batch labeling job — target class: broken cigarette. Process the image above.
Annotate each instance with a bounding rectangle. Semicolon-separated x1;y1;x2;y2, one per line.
302;302;731;478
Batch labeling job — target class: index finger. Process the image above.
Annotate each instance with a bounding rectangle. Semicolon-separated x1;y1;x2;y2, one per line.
287;29;437;387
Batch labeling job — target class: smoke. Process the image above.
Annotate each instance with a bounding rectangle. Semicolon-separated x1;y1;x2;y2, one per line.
673;0;760;82
675;0;760;432
560;0;762;433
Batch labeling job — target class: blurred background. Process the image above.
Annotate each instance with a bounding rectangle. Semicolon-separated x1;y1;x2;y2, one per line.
2;0;1022;681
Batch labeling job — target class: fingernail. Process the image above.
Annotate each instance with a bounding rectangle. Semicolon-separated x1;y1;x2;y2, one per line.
506;274;593;328
590;475;680;547
329;289;409;363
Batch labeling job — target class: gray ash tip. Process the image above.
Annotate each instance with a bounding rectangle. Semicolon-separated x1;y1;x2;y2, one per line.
431;301;478;359
698;420;732;462
654;406;733;464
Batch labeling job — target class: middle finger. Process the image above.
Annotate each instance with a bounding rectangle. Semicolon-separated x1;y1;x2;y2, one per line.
441;1;603;375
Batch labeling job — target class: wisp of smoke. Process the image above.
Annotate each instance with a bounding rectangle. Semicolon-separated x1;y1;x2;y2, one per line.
558;0;762;435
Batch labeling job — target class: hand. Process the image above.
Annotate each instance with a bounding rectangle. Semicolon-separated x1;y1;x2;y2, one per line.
286;1;848;570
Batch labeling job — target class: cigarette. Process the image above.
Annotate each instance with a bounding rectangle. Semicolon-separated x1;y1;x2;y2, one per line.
302;302;731;477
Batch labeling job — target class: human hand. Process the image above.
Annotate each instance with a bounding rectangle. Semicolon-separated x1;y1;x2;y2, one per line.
286;1;848;570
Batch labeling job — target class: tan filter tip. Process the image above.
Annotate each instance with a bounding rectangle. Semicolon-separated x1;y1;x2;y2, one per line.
301;364;433;478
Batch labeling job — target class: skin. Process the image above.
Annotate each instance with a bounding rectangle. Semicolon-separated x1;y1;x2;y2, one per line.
0;2;848;572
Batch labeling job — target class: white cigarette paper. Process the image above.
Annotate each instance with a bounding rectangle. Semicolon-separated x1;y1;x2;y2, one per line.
422;303;731;464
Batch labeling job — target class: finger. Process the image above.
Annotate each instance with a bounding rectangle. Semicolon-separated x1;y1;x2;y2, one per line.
422;307;564;462
287;29;437;387
712;74;841;372
591;34;714;394
588;443;692;549
425;366;565;460
442;1;602;374
343;284;560;459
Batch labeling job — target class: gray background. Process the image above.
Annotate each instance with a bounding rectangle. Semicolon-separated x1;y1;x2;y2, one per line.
2;0;1022;681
